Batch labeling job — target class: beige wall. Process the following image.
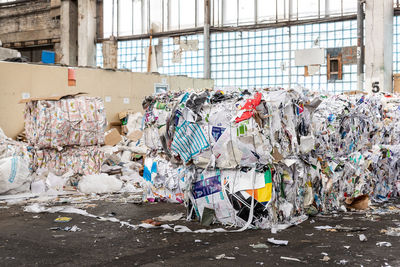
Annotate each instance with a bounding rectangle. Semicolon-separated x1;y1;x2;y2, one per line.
0;61;213;138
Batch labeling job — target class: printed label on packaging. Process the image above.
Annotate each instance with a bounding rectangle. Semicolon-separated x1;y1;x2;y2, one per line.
193;175;221;199
22;92;30;99
212;126;226;141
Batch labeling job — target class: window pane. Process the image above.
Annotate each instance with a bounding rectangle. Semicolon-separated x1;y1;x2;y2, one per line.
238;0;254;24
169;0;179;30
180;0;196;28
133;0;142;34
223;0;237;25
257;0;276;22
298;0;319;19
149;0;162;32
118;0;133;36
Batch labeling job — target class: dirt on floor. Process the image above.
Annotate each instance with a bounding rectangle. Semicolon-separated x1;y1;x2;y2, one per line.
0;199;399;266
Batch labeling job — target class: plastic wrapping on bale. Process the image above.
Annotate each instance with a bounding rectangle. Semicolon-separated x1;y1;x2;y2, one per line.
142;88;400;229
24;96;106;149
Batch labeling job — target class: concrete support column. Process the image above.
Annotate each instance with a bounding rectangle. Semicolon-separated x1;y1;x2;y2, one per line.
357;0;364;91
78;0;97;67
203;0;211;79
102;36;118;69
60;0;78;66
365;0;393;93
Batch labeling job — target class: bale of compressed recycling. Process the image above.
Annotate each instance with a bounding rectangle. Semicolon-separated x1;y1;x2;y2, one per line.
24;96;106;149
142;88;318;227
32;146;105;176
312;94;400;203
23;95;107;177
142;88;400;229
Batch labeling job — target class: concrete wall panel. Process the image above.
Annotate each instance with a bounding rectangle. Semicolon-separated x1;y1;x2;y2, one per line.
0;61;213;138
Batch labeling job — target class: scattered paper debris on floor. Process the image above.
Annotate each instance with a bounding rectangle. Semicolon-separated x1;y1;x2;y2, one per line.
334;225;368;232
23;203;154;230
381;227;400;237
50;225;81;232
314;225;367;232
359;234;367;242
215;254;235;260
314;225;333;230
154;212;184;222
267;238;288;246
376;241;392;247
280;256;301;262
249;243;269;249
54;217;72;223
321;255;330;262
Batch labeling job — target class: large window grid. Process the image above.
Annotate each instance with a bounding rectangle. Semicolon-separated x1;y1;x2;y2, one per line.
210;29;290;89
211;20;357;93
118;39;149;71
96;20;360;93
158;35;204;78
290;20;357;93
100;35;204;77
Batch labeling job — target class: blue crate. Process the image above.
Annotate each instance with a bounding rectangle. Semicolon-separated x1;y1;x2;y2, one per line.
41;50;55;64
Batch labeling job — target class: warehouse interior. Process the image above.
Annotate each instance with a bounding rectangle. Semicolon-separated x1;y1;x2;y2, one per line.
0;0;400;266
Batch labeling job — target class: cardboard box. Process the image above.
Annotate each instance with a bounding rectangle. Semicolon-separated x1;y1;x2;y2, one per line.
110;125;122;134
127;130;143;142
345;194;369;210
19;92;87;103
109;121;122;134
118;110;136;120
104;128;122;146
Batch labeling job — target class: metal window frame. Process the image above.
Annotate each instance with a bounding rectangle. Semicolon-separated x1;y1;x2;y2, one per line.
102;0;359;39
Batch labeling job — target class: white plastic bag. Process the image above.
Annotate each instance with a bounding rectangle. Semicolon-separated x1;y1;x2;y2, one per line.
78;173;123;194
0;156;30;194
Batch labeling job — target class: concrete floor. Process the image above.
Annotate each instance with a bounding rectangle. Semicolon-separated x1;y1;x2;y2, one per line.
0;199;399;266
